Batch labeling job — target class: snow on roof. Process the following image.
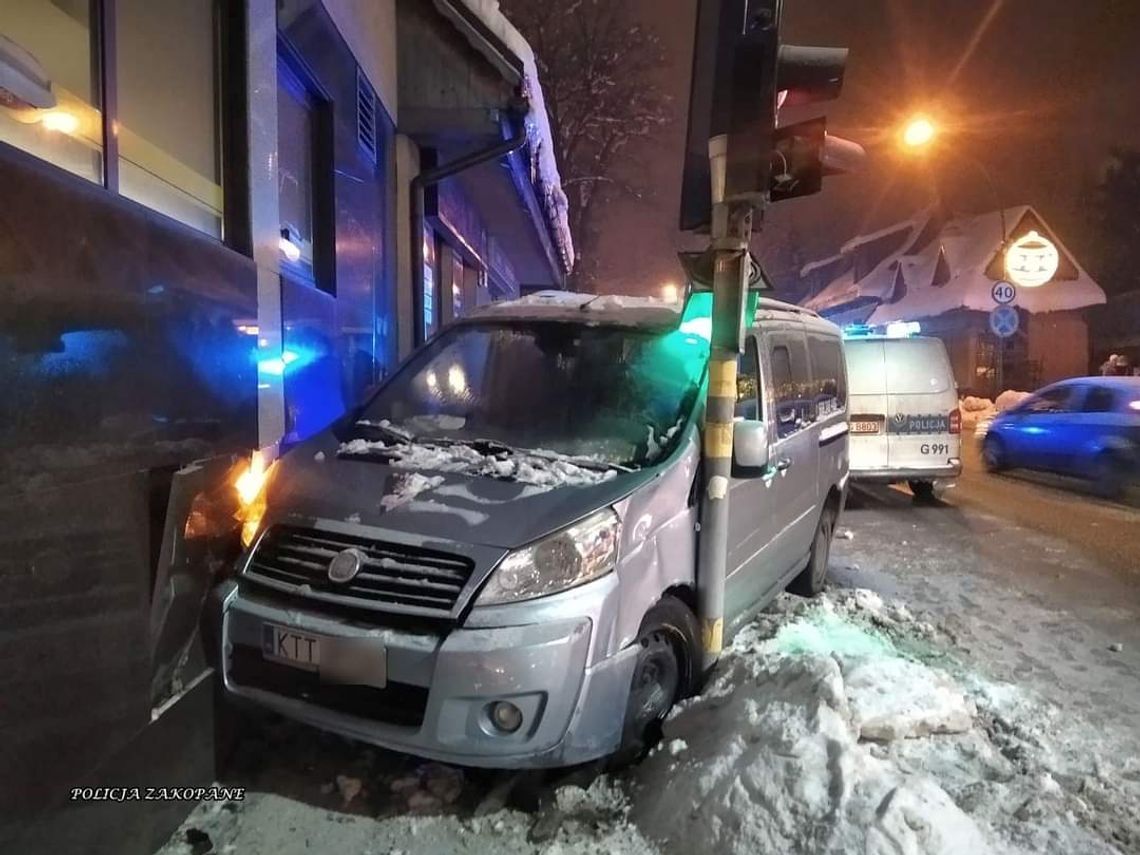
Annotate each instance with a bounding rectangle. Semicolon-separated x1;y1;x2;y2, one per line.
801;206;1106;323
800;251;846;278
868;207;1105;324
467;290;683;327
454;0;575;273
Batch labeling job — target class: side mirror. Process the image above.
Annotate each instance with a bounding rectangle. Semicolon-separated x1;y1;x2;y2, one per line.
733;419;770;471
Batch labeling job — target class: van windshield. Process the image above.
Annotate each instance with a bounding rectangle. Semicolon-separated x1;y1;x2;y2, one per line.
350;321;709;468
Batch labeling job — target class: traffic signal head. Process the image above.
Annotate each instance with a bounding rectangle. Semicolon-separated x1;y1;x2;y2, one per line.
680;0;861;229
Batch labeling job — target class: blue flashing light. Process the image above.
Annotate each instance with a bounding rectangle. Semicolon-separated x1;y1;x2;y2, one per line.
842;324;875;338
257;348;304;376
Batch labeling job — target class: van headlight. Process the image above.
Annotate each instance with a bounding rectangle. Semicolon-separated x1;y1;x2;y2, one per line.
476;509;621;606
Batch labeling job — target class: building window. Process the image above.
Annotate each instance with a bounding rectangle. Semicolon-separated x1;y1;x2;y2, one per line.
117;0;222;237
0;0;226;237
277;60;316;282
1;0;104;184
422;229;440;340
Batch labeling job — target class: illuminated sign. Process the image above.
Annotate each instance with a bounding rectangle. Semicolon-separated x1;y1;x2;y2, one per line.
1004;230;1059;288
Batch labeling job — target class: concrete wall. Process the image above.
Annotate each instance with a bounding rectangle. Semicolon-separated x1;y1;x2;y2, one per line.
1029;310;1091;385
321;0;399;121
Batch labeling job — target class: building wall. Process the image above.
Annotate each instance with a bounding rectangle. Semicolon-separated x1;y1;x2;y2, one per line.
321;0;399;121
0;143;255;855
1028;310;1090;385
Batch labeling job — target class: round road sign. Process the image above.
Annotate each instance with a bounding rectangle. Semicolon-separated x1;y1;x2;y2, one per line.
989;305;1019;339
991;280;1016;305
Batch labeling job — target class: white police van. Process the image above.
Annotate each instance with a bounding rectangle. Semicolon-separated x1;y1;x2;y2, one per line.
843;323;961;500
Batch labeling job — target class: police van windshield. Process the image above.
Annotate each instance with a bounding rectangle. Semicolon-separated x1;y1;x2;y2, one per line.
351;321;709;468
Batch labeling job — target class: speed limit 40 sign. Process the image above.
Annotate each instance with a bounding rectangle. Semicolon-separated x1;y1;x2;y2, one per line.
991;280;1017;305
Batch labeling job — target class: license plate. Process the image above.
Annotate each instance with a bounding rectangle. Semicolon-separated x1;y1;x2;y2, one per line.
262;624;320;670
891;414;951;435
851;419;882;434
261;624;387;687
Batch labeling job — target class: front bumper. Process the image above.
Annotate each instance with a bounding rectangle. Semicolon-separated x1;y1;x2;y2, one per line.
851;460;962;484
213;581;638;768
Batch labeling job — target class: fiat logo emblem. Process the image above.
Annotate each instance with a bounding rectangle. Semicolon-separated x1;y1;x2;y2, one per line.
328;548;365;584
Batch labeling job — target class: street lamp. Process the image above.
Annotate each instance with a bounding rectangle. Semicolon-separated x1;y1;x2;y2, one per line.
661;281;680;303
901;116;937;150
896;113;1008;247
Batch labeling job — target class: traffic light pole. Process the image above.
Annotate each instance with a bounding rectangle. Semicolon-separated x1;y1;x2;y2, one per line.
697;183;754;671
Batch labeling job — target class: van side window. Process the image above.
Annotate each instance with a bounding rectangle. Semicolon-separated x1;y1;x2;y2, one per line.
769;334;813;439
735;337;762;421
807;335;846;420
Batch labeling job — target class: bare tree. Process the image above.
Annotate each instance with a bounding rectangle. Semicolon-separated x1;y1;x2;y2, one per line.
500;0;670;291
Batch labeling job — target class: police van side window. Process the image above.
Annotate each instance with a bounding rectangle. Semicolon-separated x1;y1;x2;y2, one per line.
769;333;813;439
807;335;847;420
735;336;763;421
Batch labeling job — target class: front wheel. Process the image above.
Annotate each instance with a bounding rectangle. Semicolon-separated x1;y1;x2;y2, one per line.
1092;452;1128;500
982;434;1007;472
787;506;835;598
612;596;699;767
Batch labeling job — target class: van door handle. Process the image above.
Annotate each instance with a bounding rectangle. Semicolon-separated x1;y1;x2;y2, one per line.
774;457;792;472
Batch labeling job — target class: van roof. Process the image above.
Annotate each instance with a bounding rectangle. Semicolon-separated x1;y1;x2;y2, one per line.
465;291;681;329
754;296;840;336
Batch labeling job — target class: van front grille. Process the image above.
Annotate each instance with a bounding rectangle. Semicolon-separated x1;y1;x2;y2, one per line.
243;525;475;618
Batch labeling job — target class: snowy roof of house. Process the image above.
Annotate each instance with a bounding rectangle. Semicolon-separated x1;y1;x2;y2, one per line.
801;206;1106;323
451;0;575;273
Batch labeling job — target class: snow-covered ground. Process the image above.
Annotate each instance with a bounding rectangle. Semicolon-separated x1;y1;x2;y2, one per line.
157;583;1139;855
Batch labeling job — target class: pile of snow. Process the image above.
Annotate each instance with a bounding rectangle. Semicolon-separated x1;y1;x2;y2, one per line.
632;595;989;854
474;290;683;329
339;438;618;488
959;390;1033;433
995;389;1032;411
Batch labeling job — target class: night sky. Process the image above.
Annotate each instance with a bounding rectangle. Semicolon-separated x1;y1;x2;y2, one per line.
587;0;1140;296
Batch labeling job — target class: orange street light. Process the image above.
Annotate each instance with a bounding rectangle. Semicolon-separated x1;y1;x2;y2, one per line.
901;116;937;150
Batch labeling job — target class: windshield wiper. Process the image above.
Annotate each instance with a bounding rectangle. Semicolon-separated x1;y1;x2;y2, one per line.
353;420;414;445
526;448;636;473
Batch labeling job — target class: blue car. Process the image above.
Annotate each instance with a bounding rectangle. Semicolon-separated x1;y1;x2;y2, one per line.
982;377;1140;497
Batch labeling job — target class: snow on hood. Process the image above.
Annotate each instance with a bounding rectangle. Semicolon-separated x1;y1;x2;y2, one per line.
453;0;574;272
338;437;619;489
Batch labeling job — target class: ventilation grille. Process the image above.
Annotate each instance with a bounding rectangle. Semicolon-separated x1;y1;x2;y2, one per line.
356;67;377;165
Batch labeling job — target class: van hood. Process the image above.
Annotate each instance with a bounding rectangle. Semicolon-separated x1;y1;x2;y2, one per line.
263;434;662;550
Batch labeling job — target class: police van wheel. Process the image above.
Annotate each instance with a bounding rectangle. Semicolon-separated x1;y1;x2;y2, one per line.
612;596;698;766
908;480;939;502
788;507;835;598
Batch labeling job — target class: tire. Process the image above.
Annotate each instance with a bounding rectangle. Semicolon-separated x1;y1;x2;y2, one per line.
1092;452;1127;500
612;596;699;766
787;506;835;598
908;480;939;502
982;434;1007;472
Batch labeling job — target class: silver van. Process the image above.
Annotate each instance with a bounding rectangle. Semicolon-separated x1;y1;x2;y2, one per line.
212;291;849;767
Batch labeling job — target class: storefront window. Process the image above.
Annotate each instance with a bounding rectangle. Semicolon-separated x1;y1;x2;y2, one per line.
1;0;227;238
422;228;439;340
0;0;104;184
116;0;222;237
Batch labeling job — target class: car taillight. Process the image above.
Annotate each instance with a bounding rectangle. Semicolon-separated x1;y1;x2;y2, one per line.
949;409;961;435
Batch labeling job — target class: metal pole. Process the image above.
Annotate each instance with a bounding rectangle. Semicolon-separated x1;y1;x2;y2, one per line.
697;133;753;669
